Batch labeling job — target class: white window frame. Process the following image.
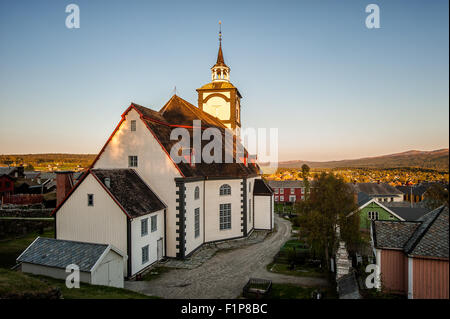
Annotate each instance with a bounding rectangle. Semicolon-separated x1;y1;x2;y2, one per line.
289;195;296;202
290;188;295;193
275;196;279;201
194;208;200;238
280;188;284;194
142;245;149;264
219;184;231;196
368;211;379;220
275;188;279;194
280;196;284;201
151;215;157;232
219;203;231;230
141;218;148;236
128;155;138;167
194;186;200;200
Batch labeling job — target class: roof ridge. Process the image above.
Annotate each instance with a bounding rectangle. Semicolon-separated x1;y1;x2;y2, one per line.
404;205;444;254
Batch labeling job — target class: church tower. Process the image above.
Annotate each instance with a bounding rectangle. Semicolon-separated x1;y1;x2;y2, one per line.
197;22;242;137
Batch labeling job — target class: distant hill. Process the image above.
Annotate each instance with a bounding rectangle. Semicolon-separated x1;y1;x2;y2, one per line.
277;149;449;171
0;153;96;171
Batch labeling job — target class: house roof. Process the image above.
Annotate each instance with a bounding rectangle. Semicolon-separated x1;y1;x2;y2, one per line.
90;169;166;218
266;180;307;188
357;192;372;207
404;206;449;258
388;207;430;221
16;237;124;272
396;185;428;196
372;220;420;249
0;167;17;176
253;179;273;196
128;95;259;179
373;206;449;259
349;183;403;197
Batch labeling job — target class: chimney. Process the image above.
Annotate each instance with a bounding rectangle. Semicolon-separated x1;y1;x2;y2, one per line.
56;171;74;206
17;165;24;177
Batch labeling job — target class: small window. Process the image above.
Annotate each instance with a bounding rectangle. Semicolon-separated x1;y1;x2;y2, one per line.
280;189;284;194
289;195;296;202
275;188;279;194
194;208;200;238
128;155;138;167
87;194;94;206
141;218;148;236
219;184;231;196
219;203;231;230
142;245;149;264
368;211;379;220
290;188;295;193
151;215;157;232
131;120;136;132
280;196;284;201
275;196;279;201
194;186;200;200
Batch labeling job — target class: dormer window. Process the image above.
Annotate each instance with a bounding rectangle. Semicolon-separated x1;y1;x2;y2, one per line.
104;177;111;188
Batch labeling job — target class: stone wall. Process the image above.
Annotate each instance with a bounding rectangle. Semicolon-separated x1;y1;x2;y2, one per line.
0;209;54;239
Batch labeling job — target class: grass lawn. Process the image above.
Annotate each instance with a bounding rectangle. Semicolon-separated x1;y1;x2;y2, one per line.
266;262;325;278
0;268;157;299
0;228;54;269
268;283;336;299
141;266;172;281
280;239;309;252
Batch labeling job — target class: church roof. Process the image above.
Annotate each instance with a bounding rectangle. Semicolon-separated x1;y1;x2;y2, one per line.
137;95;258;178
159;95;225;128
89;95;259;179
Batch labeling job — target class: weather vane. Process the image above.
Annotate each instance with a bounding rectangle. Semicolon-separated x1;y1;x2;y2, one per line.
219;20;222;44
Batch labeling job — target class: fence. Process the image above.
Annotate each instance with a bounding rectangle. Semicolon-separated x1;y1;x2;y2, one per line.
1;194;44;206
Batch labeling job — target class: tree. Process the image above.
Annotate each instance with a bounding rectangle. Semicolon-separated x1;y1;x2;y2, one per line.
424;184;449;209
300;164;310;199
295;172;360;270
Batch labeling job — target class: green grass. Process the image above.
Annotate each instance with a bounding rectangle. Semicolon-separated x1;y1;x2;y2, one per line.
268;284;336;299
0;268;56;298
0;228;54;268
141;266;172;281
0;268;157;299
280;239;309;252
34;275;158;299
267;262;325;278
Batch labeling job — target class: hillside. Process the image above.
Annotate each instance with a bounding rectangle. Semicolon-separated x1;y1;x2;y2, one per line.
277;149;449;171
0;154;96;171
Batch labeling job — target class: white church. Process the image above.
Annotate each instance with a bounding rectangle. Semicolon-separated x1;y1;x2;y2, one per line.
52;33;274;278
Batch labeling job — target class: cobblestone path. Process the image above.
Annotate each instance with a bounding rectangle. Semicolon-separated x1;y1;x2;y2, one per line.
125;216;329;299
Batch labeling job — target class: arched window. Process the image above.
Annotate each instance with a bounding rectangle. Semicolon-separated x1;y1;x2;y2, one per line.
194;186;200;200
219;184;231;196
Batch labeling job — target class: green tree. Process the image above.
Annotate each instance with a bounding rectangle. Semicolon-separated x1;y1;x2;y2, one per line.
424;184;449;209
301;164;310;199
295;172;360;269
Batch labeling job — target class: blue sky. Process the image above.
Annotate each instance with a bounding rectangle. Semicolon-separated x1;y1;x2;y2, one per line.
0;0;448;161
